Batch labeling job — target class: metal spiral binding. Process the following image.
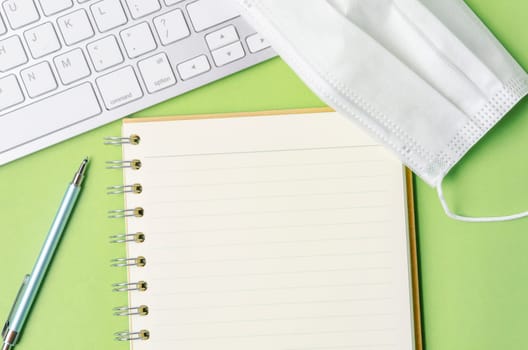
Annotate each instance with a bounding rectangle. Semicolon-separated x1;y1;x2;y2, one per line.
111;256;147;268
106;134;150;343
109;232;145;244
113;305;149;317
106;159;142;170
104;134;141;145
108;207;144;219
107;183;143;195
112;281;148;292
114;330;150;341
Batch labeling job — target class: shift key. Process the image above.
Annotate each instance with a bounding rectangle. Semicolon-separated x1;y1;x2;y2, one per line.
187;0;239;32
96;66;143;110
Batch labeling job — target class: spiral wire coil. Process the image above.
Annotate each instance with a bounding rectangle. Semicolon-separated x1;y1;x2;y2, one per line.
106;135;150;342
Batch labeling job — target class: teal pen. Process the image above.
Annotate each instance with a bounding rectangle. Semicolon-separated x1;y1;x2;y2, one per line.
2;158;88;350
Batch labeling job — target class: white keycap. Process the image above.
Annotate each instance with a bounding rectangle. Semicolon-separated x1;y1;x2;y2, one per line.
0;35;28;72
176;55;210;80
205;25;238;51
57;9;94;45
125;0;160;19
0;15;6;35
3;0;40;30
0;75;24;111
0;83;101;153
211;41;244;66
138;52;176;93
54;48;90;84
96;66;143;109
153;9;189;46
39;0;73;16
24;22;61;59
164;0;184;5
87;35;123;71
120;22;156;59
187;0;239;32
20;61;58;98
91;0;127;33
246;33;271;53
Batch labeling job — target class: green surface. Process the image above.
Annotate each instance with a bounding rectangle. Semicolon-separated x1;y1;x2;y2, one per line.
0;1;527;349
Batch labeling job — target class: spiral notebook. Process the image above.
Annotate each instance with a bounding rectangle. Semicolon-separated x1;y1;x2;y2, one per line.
106;107;422;350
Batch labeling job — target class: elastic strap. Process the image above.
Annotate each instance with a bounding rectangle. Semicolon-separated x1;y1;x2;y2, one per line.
436;178;528;222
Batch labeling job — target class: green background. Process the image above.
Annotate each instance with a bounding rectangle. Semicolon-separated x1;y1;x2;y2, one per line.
1;1;527;349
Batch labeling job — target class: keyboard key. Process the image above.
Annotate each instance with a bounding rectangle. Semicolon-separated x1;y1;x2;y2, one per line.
120;22;156;59
0;75;24;111
187;0;239;32
138;52;176;93
153;9;190;46
0;35;28;72
0;83;101;154
211;41;244;66
205;25;238;51
39;0;73;16
91;0;127;33
57;9;95;45
125;0;160;20
3;0;40;30
176;55;210;80
96;66;143;109
24;22;61;59
20;61;58;97
54;48;91;85
246;33;271;53
87;35;123;71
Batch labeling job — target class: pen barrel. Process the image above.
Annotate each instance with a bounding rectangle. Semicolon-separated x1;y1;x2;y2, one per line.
7;184;81;335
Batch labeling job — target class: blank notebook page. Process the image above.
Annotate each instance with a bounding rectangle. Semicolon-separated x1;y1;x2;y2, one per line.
121;111;416;350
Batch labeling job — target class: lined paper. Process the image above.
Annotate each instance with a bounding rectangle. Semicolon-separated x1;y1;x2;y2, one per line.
121;111;415;350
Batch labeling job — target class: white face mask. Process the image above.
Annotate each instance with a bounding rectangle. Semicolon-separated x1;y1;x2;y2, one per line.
235;0;528;222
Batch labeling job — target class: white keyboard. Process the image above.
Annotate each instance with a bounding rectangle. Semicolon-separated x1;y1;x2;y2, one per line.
0;0;275;165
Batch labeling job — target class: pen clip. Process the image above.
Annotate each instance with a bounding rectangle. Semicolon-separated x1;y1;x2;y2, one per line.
2;274;30;338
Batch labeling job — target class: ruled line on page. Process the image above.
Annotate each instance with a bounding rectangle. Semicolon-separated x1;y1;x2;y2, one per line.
150;327;397;342
153;297;393;312
147;189;389;205
147;174;392;189
148;281;393;297
149;204;390;220
144;145;381;159
142;159;388;173
149;266;392;282
145;236;389;251
150;312;396;327
283;344;396;350
151;251;392;266
150;220;391;235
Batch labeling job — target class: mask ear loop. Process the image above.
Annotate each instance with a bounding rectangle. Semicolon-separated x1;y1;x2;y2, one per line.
436;178;528;222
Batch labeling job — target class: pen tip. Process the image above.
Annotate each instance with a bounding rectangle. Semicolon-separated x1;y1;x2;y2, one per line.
72;157;89;186
79;158;89;172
